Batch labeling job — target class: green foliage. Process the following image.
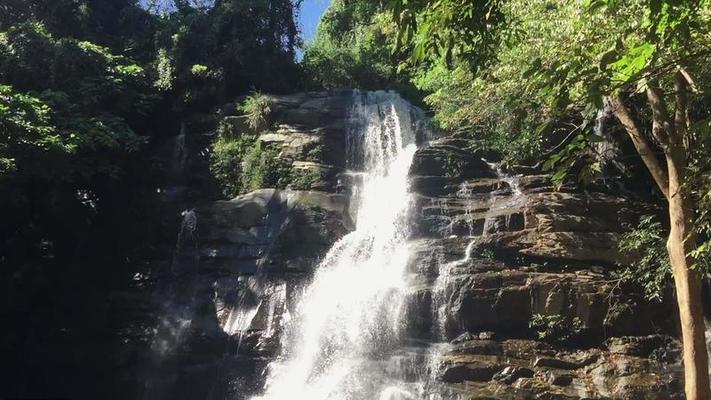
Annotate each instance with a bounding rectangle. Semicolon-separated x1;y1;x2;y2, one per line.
305;145;324;162
239;93;274;131
478;246;496;261
210;133;255;197
303;0;418;96
390;0;711;172
151;0;302;108
290;168;323;191
0;85;68;179
542;132;604;189
0;22;150;185
529;313;585;343
688;117;711;271
618;215;673;302
412;63;544;165
190;63;209;77
239;141;292;194
154;48;174;90
390;0;507;70
210;125;294;198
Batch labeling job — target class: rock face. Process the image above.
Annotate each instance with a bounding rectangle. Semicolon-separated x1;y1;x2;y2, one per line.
123;92;683;400
404;137;681;399
128;189;353;400
435;338;681;399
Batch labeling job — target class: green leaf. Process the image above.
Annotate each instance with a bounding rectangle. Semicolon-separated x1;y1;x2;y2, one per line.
522;58;542;79
610;42;656;82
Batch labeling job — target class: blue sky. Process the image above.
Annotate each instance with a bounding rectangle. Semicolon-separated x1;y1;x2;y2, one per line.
138;0;332;47
299;0;331;43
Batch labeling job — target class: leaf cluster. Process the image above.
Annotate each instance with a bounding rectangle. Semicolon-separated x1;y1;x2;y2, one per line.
529;313;585;344
617;215;673;302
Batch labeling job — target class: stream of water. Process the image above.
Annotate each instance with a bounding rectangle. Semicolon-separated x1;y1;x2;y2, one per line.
254;91;420;400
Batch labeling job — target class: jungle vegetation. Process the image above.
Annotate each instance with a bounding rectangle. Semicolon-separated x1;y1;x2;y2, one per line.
1;0;710;398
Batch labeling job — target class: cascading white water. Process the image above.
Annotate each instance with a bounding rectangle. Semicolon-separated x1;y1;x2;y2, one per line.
254;91;419;400
431;239;477;340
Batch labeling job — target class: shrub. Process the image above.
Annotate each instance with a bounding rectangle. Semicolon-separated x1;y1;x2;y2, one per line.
190;64;209;77
305;144;324;162
239;92;274;131
210;133;255;197
478;246;495;260
617;215;673;302
239;141;292;193
210;128;294;198
290;168;322;190
529;313;585;344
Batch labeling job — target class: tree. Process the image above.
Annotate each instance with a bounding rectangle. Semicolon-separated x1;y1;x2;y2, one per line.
303;0;406;91
390;0;711;398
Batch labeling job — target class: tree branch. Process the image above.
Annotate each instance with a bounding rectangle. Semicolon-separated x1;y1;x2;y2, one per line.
673;70;694;154
645;84;673;149
608;94;669;199
678;67;707;95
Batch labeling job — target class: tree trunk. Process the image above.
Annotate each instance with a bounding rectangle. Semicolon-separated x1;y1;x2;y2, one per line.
665;147;711;400
611;88;710;398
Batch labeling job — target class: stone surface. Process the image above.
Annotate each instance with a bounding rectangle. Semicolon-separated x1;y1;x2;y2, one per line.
401;136;681;399
123;93;683;400
433;339;682;400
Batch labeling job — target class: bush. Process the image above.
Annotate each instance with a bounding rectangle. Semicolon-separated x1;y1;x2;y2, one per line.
290;168;322;190
190;64;209;77
239;141;292;193
617;215;673;302
210;126;293;197
239;93;274;131
210;133;255;197
478;246;495;260
529;313;585;344
305;145;324;162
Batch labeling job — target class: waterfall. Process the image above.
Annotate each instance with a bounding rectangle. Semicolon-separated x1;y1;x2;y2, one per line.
254;91;418;400
172;122;188;175
431;239;477;340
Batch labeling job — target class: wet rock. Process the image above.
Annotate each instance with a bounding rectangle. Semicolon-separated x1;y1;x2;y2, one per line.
604;335;675;358
493;366;534;384
534;393;578;400
479;331;496;340
439;359;503;383
533;357;580;370
198;189;353;273
451;340;502;356
433;338;682;399
452;331;477;344
409;141;496;179
544;371;573;386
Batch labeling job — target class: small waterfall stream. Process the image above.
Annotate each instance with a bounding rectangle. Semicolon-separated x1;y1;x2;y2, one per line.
254;91;420;400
